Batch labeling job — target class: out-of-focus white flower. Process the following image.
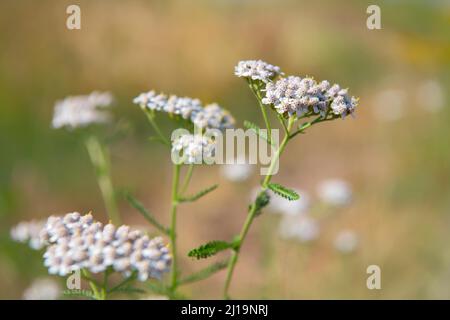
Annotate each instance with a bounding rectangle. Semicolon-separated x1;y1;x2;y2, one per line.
278;215;320;243
334;230;359;254
234;60;283;83
417;80;445;113
316;179;352;207
40;212;171;281
262;76;357;119
133;92;234;131
171;133;216;165
22;278;61;300
11;220;46;249
220;157;253;182
52;92;113;129
268;189;310;216
372;89;405;122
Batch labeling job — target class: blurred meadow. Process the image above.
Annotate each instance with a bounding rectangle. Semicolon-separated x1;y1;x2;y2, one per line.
0;0;449;299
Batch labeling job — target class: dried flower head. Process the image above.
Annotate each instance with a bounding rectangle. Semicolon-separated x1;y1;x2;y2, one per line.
262;76;358;118
22;278;61;300
171;133;216;165
52;92;113;129
133;92;234;131
234;60;283;83
40;212;171;281
11;219;46;250
317;179;352;207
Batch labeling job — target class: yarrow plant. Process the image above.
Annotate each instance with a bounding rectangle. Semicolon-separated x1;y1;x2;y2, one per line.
11;59;359;300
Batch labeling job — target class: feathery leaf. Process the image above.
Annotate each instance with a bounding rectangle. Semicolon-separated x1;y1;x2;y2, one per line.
179;184;218;203
124;192;170;235
188;241;234;259
267;183;300;201
178;260;229;285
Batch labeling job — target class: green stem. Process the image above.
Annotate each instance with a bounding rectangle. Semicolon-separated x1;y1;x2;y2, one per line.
248;80;272;143
180;164;194;195
170;164;181;292
82;269;105;300
223;117;295;299
145;110;170;146
84;136;121;225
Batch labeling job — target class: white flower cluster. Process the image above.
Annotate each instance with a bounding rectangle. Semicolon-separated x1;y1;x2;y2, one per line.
191;103;235;130
171;133;216;165
234;60;283;83
22;278;61;300
262;76;358;118
40;212;171;281
133;91;234;131
52;92;114;129
11;220;46;250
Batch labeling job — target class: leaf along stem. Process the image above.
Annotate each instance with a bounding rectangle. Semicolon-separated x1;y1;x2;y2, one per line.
84;135;121;225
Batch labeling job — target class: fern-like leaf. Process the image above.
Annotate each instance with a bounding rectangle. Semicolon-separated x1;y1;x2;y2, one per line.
124;192;170;235
179;260;229;285
267;183;300;201
188;241;233;259
179;184;218;203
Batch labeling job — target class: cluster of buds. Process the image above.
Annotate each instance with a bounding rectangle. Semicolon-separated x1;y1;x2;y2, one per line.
52;92;114;129
40;212;171;281
133;91;234;131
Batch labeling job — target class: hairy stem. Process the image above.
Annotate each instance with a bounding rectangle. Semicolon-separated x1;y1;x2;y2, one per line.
223;117;295;299
170;164;181;292
84;136;121;225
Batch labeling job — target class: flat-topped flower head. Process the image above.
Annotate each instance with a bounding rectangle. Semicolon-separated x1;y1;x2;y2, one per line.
52;92;114;129
39;212;171;281
133;91;168;112
191;103;235;131
235;60;283;83
262;76;358;119
133;91;234;131
171;133;216;165
11;219;46;250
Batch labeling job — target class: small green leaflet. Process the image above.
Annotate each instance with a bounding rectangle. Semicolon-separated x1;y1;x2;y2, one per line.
267;183;300;201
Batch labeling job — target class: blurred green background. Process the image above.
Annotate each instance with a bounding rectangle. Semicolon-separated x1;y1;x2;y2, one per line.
0;0;449;299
